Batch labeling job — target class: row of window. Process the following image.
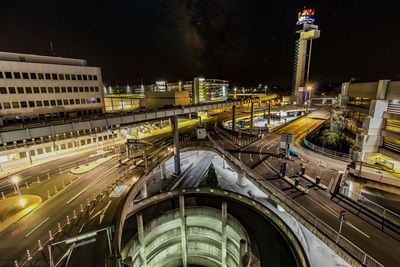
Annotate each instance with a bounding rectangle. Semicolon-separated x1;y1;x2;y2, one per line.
0;98;101;109
0;86;100;94
0;71;98;81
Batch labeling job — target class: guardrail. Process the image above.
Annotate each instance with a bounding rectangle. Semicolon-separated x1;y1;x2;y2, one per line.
202;137;383;267
339;185;400;230
302;120;355;161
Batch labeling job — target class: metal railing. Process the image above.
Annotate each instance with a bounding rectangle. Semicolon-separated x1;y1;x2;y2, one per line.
303;138;354;160
201;137;383;267
339;185;400;229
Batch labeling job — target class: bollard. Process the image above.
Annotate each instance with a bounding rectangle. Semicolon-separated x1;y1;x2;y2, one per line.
301;166;305;175
14;186;17;194
57;222;62;233
38;240;43;251
54;185;57;193
316;176;321;184
295;178;300;187
1;192;4;199
66;216;70;225
25;181;29;189
47;190;50;199
26;249;32;261
87;198;90;206
73;209;77;219
62;180;65;188
37;177;40;183
92;193;96;201
47;173;50;179
59;167;62;174
80;203;84;212
14;260;18;267
49;230;53;241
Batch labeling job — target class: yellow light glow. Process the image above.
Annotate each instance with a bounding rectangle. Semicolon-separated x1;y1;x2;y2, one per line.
19;198;26;207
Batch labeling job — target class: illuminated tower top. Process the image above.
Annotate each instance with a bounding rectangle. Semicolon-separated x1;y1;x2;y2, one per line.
296;9;315;25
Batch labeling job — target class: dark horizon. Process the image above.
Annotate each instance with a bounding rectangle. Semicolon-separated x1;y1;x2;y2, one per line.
1;0;399;88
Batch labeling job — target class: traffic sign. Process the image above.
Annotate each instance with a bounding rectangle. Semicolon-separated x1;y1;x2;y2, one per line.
340;210;346;217
306;128;310;134
127;139;140;144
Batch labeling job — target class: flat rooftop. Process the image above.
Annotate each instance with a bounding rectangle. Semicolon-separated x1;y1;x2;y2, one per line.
0;51;88;66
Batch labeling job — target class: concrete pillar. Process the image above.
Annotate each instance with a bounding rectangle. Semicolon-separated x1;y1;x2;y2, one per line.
179;195;188;267
237;171;247;186
141;183;147;199
137;213;147;267
171;116;181;175
232;105;236;132
268;100;271;125
239;239;247;267
221;202;227;267
250;103;254;132
160;164;167;180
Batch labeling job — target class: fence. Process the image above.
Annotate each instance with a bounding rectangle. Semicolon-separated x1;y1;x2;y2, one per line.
203;136;383;267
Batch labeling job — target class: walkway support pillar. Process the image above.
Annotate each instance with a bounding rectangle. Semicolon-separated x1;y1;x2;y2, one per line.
137;213;147;267
160;164;167;180
221;202;227;267
237;171;247;186
141;183;147;199
268;100;271;125
179;195;188;267
232;105;236;132
250;103;254;132
170;116;181;175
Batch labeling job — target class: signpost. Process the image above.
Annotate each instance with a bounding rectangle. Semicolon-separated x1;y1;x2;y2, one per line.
280;132;294;156
336;209;346;243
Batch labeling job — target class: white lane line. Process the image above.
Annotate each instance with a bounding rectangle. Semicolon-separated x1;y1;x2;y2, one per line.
25;217;50;238
40;169;51;174
306;195;370;238
66;167;116;204
79;223;86;233
250;154;253;163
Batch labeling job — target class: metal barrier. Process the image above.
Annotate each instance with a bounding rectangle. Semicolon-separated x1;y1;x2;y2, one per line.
303;138;354;160
339;185;400;228
202;137;383;267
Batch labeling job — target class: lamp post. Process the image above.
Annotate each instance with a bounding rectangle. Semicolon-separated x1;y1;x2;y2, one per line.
12;177;25;207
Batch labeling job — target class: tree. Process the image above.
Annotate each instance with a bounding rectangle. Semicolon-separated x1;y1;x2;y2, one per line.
205;164;219;189
320;106;355;152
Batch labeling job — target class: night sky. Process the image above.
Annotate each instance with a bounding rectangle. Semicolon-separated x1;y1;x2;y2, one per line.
1;0;400;88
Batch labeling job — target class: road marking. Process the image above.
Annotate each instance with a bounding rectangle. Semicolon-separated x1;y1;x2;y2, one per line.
109;185;127;197
89;200;112;225
25;217;50;238
66;167;117;204
306;194;370;238
78;223;86;233
41;169;51;173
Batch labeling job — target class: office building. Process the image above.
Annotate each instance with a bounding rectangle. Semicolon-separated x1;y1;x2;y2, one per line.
292;9;320;104
193;78;229;104
0;52;104;126
145;91;190;109
339;80;400;161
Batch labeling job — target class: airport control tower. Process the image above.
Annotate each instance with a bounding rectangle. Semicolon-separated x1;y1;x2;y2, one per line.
292;9;320;104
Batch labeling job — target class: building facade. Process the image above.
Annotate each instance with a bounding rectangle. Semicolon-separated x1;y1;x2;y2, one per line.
193;78;229;104
0;52;104;126
339;80;400;161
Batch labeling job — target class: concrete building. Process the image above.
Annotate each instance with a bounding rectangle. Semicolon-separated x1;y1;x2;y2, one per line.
292;9;320;104
145;91;190;109
0;52;104;126
193;78;229;104
339;80;400;161
154;81;167;92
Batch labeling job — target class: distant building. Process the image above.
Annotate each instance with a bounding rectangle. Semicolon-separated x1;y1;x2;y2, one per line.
0;52;104;126
193;78;229;104
339;80;400;161
154;81;167;92
145;91;190;110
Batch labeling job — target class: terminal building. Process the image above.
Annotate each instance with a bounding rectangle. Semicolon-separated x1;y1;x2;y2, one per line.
339;80;400;162
193;78;229;104
0;52;104;126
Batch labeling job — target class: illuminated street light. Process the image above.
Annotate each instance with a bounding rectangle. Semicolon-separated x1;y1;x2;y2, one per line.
12;176;25;207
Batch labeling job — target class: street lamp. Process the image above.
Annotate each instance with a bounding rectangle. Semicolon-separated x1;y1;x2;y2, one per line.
12;176;25;207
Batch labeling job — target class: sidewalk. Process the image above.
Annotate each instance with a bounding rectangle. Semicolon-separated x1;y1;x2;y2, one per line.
211;155;350;267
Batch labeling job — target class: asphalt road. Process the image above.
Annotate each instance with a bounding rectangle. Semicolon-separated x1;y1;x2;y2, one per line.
0;118;201;266
214;114;400;267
